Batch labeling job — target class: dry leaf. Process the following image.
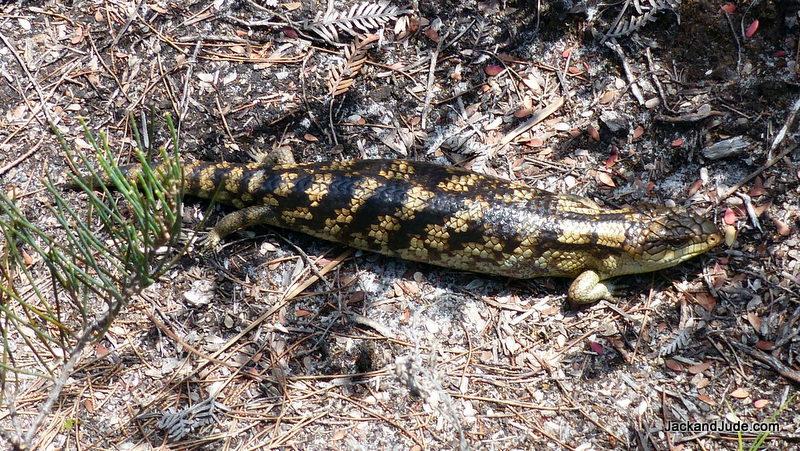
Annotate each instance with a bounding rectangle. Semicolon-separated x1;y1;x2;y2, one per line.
747;312;762;330
526;137;544;147
599;90;616;104
604;148;619;168
94;343;109;358
697;394;716;406
755;340;775;351
665;359;684;372
22;249;34;266
515;107;534;118
773;217;792;236
724;225;737;246
731;387;750;399
632;125;645;140
485;64;504;76
749;177;766;196
688;361;711;375
596;171;616;187
753;399;770;409
723;208;738;225
424;27;439;42
671;137;685;147
588;341;604;355
587;125;600;141
745;20;759;38
687;179;703;196
693;292;717;311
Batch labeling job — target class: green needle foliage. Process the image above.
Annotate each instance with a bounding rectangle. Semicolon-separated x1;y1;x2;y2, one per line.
0;114;185;446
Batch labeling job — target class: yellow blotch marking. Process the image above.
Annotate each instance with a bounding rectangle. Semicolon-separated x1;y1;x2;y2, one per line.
423;224;450;251
535;255;550;269
557;221;593;245
351;233;369;249
554;195;605;215
272;162;308;170
554;251;588;275
398;186;435;220
398;236;429;260
323;207;356;236
499;188;533;204
223;167;244;193
459;240;498;260
511;233;541;259
436;251;476;269
443;199;488;232
368;215;401;245
274;172;299;197
199;166;217;193
324;160;357;171
247;170;267;194
261;195;280;207
241;193;254;203
483;235;504;252
601;254;620;273
593;221;627;248
350;177;380;211
437;173;483;192
306;173;333;207
378;161;416;180
280;207;313;224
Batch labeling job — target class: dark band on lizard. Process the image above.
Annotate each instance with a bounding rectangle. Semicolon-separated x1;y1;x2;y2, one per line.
116;159;722;303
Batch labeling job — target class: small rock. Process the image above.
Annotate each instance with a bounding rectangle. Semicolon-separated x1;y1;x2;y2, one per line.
599;110;630;138
702;136;752;160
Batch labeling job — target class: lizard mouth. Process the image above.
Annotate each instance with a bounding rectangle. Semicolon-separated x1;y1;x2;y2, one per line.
640;216;722;270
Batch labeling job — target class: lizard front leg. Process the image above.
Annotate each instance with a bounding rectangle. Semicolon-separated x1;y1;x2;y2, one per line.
568;270;614;304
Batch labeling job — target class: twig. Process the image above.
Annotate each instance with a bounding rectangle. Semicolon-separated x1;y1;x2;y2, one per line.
134;249;353;415
558;48;572;99
605;39;644;105
110;0;147;49
718;143;799;202
349;313;395;339
0;32;57;127
0;138;42;177
21;284;133;447
179;40;203;125
495;96;565;152
722;9;742;74
730;341;800;384
717;96;800;201
299;50;329;143
645;47;676;114
144;309;234;368
769;96;800;156
420;28;447;129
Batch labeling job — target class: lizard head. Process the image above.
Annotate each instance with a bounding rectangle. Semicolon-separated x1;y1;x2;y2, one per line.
634;206;722;270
